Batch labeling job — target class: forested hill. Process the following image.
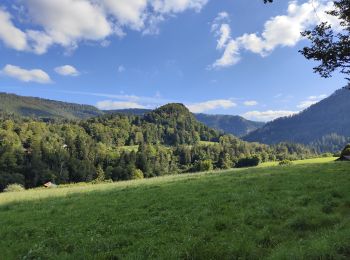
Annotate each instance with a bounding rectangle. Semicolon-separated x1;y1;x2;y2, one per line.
109;109;264;136
0;92;103;119
0;93;264;136
88;103;220;146
244;87;350;152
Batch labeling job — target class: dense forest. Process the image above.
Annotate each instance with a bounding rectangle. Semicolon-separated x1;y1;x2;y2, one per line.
0;103;315;191
245;87;350;152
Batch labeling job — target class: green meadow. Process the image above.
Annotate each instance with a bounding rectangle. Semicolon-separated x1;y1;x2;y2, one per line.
1;158;350;259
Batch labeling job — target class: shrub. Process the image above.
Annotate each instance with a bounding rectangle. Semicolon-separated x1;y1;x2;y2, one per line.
196;159;214;172
340;144;350;157
4;183;25;192
333;152;341;157
279;160;293;166
132;169;144;180
236;156;260;168
94;165;105;182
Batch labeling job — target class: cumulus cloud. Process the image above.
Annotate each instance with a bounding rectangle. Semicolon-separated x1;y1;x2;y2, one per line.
243;100;258;106
152;0;208;13
1;64;52;83
297;94;327;109
186;99;236;113
25;0;112;53
211;0;339;68
96;100;146;110
55;65;80;76
0;8;27;51
243;110;297;122
0;0;209;54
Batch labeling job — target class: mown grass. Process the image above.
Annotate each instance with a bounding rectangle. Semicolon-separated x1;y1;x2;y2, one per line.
0;159;349;259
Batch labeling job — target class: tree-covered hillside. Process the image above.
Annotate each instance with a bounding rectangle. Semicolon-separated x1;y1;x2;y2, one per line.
110;109;264;137
245;87;350;152
0;93;103;120
0;103;315;191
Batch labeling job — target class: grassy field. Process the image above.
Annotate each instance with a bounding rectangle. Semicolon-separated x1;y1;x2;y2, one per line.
258;157;338;167
0;158;349;259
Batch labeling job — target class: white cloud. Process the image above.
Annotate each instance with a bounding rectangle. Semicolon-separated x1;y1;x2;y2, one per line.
243;110;298;122
243;100;258;106
186;99;236;113
25;0;112;53
151;0;208;14
211;40;241;68
297;93;328;109
55;65;80;76
1;64;52;84
0;0;209;54
308;94;327;100
96;100;146;110
26;30;53;55
211;12;230;50
211;1;339;68
101;0;148;31
0;8;28;51
118;65;126;73
297;100;318;109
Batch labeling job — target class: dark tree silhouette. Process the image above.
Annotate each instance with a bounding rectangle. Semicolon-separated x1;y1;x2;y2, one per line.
301;0;350;80
265;0;350;81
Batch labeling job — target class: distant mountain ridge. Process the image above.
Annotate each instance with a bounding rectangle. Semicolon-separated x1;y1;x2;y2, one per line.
195;113;264;137
0;93;264;137
244;87;350;152
0;92;103;119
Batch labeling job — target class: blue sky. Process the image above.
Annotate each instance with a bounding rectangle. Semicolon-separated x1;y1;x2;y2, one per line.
0;0;346;121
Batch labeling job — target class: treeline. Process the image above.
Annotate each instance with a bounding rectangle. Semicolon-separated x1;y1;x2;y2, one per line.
0;104;316;191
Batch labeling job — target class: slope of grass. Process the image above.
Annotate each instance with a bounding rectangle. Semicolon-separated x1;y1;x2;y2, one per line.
259;157;337;167
0;160;349;259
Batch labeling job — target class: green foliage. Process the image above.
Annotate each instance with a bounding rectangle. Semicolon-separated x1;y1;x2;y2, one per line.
300;0;350;80
279;160;293;166
0;161;349;258
94;165;105;182
132;169;144;180
236;156;260;168
4;183;24;192
340;144;350;157
196;159;214;172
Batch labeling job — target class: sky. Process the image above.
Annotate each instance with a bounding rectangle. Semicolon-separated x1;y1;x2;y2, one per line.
0;0;347;122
